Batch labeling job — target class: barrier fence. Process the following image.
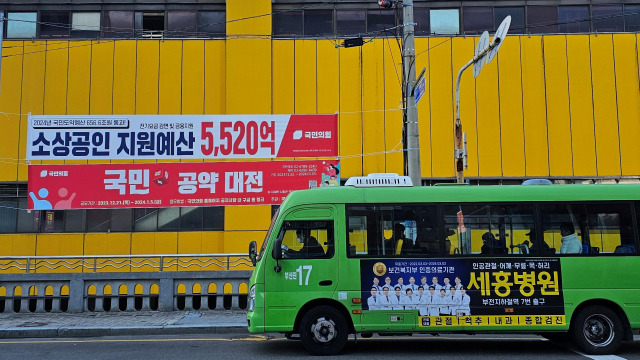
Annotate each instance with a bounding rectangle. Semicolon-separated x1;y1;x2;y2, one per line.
0;255;253;314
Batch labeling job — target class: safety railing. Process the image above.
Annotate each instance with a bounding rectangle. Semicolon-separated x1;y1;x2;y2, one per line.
0;270;253;313
0;254;252;274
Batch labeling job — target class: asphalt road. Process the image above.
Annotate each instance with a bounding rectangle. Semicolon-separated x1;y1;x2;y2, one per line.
1;333;640;360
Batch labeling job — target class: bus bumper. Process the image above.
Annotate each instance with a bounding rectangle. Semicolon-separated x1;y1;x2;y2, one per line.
247;309;265;333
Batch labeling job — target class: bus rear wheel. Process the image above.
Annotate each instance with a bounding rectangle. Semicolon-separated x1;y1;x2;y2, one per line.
299;305;348;356
571;305;623;355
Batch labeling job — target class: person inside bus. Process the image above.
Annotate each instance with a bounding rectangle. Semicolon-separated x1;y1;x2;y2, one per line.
560;222;582;254
284;229;325;258
526;228;554;255
367;287;379;310
481;232;507;255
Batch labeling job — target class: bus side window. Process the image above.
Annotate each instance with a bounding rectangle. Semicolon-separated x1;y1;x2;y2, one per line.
587;202;635;254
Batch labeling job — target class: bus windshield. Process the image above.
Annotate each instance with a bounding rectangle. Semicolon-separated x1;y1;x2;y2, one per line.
256;208;279;263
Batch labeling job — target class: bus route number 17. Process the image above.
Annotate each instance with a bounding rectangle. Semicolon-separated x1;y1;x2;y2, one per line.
285;265;312;286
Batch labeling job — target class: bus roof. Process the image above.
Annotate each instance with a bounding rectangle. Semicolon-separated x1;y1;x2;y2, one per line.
281;183;640;208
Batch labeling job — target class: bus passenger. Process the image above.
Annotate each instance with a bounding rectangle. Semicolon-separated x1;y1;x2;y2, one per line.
377;286;393;310
560;223;582;254
367;287;379;310
457;287;471;316
285;229;325;258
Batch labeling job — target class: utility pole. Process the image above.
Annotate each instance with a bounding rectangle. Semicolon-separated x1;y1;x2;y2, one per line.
402;1;421;186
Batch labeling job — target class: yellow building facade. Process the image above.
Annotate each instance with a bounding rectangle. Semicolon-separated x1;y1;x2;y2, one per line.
0;0;639;263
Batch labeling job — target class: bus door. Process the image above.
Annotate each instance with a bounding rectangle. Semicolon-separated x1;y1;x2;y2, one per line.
265;207;338;328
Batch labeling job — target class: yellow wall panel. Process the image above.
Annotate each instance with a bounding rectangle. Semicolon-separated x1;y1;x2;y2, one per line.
294;40;317;114
113;41;136;116
451;37;477;178
383;38;403;175
567;36;597;176
544;36;573;177
67;41;91;116
590;34;621;177
19;41;47;180
202;231;225;253
182;40;205;115
476;41;502;177
223;230;266;270
43;42;68;115
415;38;431;178
226;39;271;114
35;234;83;273
90;41;114;115
131;232;156;271
362;39;385;174
317;40;339;115
226;0;270;36
615;34;640;175
159;41;182;115
272;41;295;114
339;47;363;177
154;232;178;270
204;41;226;115
84;233;131;272
135;41;159;115
430;37;454;177
520;36;549;176
497;36;525;177
0;42;23;181
225;205;271;231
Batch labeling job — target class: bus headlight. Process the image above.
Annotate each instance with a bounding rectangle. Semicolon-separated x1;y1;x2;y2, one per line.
248;284;256;312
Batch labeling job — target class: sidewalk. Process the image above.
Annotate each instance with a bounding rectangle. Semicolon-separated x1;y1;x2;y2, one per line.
0;311;248;339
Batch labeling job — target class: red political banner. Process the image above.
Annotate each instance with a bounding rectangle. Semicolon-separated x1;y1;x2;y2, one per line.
27;161;341;210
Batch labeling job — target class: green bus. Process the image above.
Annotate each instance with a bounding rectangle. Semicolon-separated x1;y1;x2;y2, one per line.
247;174;640;355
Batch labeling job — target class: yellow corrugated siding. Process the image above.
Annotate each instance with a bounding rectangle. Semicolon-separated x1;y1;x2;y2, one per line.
383;38;403;175
520;36;549;177
362;39;385;175
3;30;640;263
159;40;183;115
339;47;363;177
135;41;160;115
615;34;640;175
182;40;205;115
429;37;454;178
0;41;23;181
497;36;525;177
415;38;431;177
567;35;597;177
590;34;621;177
90;41;114;115
476;41;502;178
544;35;573;177
272;40;295;114
294;39;317;114
204;41;226;115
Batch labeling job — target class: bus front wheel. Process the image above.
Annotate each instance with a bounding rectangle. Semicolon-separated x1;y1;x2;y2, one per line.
299;305;348;356
571;305;623;355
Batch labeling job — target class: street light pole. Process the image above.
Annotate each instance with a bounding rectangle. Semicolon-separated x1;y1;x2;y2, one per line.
454;16;511;183
402;1;421;186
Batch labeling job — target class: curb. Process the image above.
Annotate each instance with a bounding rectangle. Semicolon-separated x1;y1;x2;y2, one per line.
0;325;249;339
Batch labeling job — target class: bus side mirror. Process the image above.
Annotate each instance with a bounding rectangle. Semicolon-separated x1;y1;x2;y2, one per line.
248;241;257;266
272;238;282;273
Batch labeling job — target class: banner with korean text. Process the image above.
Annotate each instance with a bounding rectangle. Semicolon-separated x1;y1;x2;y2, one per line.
26;114;338;160
27;161;341;210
